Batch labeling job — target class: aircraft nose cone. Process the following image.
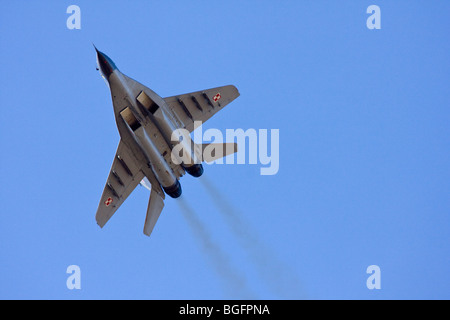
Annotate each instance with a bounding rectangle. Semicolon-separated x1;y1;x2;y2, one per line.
94;46;118;79
94;45;106;60
93;44;102;58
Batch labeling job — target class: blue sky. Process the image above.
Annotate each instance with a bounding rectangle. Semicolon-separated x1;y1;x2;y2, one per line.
1;1;449;299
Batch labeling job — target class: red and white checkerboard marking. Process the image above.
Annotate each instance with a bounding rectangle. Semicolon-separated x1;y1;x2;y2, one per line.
104;197;113;206
213;93;221;102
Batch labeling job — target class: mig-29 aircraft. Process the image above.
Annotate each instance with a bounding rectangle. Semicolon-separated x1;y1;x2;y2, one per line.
94;47;239;236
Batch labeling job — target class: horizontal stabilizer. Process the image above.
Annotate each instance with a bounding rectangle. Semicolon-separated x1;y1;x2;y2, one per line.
199;143;238;163
143;188;165;236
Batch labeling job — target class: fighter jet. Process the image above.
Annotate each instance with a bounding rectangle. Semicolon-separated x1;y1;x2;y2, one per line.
94;47;239;236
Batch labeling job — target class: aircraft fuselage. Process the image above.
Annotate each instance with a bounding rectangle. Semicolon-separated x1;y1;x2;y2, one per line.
98;49;202;198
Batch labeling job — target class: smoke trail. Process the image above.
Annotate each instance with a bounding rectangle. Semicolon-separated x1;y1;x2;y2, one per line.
200;175;306;299
176;196;255;299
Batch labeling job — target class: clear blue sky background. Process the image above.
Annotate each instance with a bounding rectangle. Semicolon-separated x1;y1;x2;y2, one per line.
1;1;449;299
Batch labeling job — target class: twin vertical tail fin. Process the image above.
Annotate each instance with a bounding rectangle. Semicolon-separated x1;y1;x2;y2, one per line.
143;188;165;236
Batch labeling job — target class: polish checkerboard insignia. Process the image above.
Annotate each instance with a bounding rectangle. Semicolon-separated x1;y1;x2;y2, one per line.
104;197;113;206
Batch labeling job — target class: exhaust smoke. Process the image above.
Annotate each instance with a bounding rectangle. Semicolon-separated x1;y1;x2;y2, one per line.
176;196;254;298
199;175;305;299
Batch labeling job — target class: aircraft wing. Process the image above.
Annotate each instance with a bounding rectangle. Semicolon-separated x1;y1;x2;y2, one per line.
95;140;146;228
164;85;239;132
